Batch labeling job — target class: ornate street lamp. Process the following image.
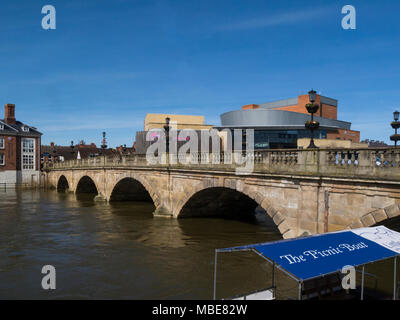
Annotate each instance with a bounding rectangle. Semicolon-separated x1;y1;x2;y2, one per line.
390;110;400;147
305;89;320;149
101;131;107;155
164;117;170;153
70;140;75;157
52;145;58;162
101;131;107;150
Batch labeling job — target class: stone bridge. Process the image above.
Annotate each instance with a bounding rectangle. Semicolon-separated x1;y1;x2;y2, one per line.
44;148;400;239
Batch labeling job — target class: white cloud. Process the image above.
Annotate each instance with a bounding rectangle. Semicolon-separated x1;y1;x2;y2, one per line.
217;6;333;31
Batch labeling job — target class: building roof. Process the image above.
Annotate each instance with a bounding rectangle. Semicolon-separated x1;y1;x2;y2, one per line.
219;109;352;131
0;119;42;137
41;144;117;161
258;95;338;110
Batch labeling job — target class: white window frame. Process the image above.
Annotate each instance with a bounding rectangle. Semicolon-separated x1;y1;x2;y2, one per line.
0;137;4;149
0;124;4;130
21;138;35;170
0;153;4;166
22;126;30;132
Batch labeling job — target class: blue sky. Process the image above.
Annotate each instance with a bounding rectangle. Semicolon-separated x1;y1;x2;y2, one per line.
0;0;399;147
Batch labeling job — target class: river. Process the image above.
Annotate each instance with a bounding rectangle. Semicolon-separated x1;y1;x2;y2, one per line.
0;189;285;299
1;189;399;300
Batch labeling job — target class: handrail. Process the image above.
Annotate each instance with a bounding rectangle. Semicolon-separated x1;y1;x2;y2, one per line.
43;148;400;181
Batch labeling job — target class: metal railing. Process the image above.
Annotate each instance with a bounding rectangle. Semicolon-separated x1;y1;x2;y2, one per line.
0;183;32;190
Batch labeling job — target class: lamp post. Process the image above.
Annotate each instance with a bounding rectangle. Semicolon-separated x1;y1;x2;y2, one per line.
52;145;58;162
164;117;170;153
305;89;320;149
390;110;400;147
101;131;107;155
70;140;75;159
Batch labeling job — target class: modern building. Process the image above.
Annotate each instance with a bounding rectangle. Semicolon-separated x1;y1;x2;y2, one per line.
217;93;360;149
144;114;213;131
136;113;217;154
0;104;42;185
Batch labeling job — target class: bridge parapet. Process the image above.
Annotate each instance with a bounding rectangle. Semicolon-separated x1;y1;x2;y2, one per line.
43;148;400;182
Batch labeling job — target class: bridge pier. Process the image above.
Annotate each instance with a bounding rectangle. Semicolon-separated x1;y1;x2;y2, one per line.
94;194;107;202
153;206;173;218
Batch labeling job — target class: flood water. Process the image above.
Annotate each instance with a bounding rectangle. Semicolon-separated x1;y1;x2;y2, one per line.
1;189;399;300
0;189;284;299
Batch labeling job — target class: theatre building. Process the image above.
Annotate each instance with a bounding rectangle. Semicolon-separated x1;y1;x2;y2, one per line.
217;93;360;149
0;104;42;185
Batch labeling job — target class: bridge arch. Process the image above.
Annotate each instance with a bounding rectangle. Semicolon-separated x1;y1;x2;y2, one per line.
348;203;400;229
75;175;99;196
107;174;160;208
57;175;70;192
175;182;292;238
109;177;154;204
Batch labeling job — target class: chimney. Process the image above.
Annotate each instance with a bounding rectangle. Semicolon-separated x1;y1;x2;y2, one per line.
5;104;16;125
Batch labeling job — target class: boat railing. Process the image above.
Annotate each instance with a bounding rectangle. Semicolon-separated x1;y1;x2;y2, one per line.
302;273;342;300
300;270;378;300
355;269;378;291
398;280;400;299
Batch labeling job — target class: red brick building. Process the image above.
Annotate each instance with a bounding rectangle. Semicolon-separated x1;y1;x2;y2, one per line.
242;93;360;142
219;92;360;149
242;94;360;142
0;104;42;185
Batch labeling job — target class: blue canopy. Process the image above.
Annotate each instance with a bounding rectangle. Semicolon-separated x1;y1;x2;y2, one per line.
218;228;400;281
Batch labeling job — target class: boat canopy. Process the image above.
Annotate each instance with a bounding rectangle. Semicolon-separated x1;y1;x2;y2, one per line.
217;226;400;281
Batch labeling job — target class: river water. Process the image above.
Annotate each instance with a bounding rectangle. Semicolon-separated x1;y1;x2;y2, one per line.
1;189;399;300
0;189;285;299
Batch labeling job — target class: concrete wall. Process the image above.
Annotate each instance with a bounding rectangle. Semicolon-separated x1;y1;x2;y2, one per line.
0;170;17;184
297;138;368;149
0;169;40;185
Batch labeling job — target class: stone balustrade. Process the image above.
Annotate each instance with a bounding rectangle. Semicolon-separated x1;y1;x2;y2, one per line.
43;148;400;181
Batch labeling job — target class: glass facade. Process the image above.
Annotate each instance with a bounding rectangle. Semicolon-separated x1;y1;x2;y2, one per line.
253;129;327;149
229;129;327;150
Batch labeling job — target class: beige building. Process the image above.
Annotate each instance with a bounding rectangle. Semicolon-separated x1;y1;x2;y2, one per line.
297;138;368;149
144;114;213;131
